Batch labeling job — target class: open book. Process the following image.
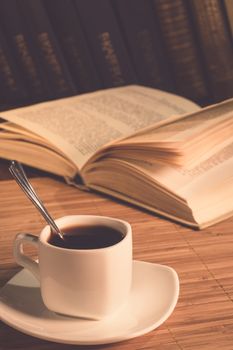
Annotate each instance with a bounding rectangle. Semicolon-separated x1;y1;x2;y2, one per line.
0;85;233;228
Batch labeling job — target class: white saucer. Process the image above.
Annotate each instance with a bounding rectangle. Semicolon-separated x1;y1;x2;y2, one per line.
0;260;179;345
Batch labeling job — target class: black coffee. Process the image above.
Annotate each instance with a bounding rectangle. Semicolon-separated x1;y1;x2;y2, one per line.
49;225;124;249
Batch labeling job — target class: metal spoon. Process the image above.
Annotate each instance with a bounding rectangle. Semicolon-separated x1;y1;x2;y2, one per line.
9;160;64;240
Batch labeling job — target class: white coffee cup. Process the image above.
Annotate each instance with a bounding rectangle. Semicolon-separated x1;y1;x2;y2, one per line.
13;215;132;320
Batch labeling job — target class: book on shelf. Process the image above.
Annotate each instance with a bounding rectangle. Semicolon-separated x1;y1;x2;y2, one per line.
152;0;210;105
112;0;174;92
0;0;49;103
18;0;77;99
0;25;29;110
74;0;137;88
224;0;233;36
44;0;102;93
188;0;233;102
1;85;233;229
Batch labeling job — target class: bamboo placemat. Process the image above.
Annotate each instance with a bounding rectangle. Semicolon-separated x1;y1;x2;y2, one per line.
1;177;233;350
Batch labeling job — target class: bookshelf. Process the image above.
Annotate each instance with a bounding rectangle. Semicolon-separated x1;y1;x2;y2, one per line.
0;0;232;110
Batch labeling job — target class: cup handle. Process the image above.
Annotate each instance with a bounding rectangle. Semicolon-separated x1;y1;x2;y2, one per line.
13;233;40;281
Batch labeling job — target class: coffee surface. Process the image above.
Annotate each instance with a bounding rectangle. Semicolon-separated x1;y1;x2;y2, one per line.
49;225;124;249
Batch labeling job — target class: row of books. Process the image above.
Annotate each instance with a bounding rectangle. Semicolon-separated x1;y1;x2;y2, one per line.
0;0;233;111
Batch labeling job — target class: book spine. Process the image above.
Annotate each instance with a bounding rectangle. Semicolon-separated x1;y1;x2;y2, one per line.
44;0;102;93
112;0;174;92
152;0;210;105
18;0;77;99
188;0;233;102
224;0;233;37
74;0;137;88
0;26;29;110
0;0;49;103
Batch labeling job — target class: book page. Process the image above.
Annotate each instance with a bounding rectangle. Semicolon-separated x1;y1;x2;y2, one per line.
0;85;200;169
119;98;233;144
126;138;233;196
178;140;233;187
178;142;233;226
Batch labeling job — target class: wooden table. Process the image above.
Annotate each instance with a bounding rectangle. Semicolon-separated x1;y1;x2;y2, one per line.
1;159;233;350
